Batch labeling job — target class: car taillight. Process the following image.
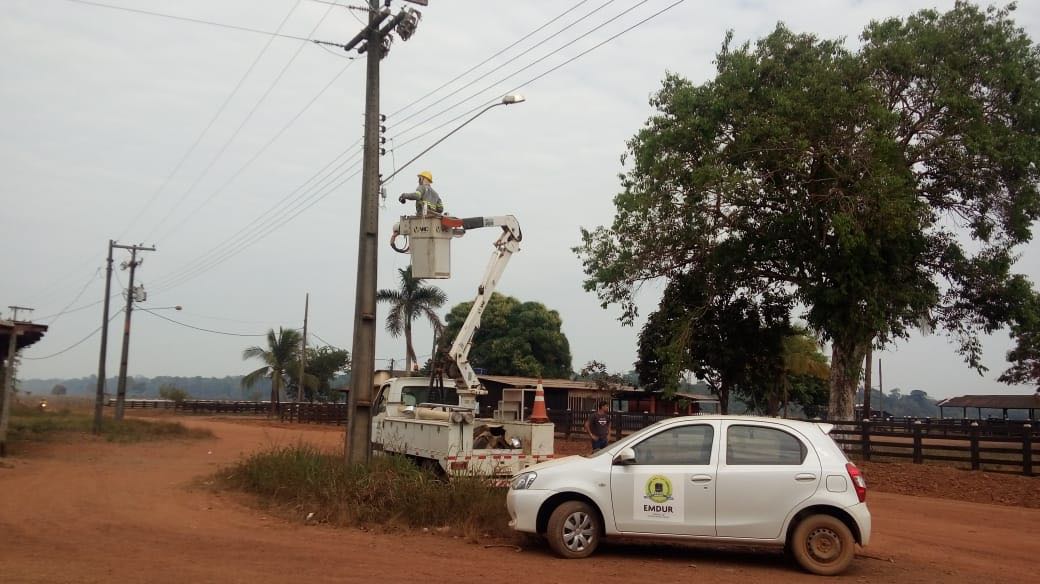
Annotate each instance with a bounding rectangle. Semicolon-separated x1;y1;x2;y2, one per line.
846;462;866;502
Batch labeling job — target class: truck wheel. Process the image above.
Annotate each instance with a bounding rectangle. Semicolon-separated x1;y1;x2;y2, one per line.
546;501;600;559
790;514;855;576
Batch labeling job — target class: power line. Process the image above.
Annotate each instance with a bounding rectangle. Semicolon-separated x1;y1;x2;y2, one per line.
387;0;595;119
154;54;359;244
23;308;124;360
117;0;305;241
390;0;683;154
41;267;101;325
389;0;649;146
57;0;332;44
145;2;339;242
137;307;267;337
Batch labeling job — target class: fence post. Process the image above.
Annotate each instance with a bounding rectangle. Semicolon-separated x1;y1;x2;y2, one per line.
970;421;980;471
565;411;572;439
1023;424;1033;477
861;419;871;462
912;420;923;464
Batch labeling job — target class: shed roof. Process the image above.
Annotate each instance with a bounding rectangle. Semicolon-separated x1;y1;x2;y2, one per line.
478;374;619;392
0;320;49;355
936;394;1040;410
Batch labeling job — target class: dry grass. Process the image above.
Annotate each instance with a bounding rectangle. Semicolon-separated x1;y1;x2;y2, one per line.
6;402;213;444
218;444;510;538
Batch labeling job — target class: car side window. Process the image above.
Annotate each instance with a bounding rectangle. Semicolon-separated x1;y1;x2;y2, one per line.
726;425;807;465
631;424;714;465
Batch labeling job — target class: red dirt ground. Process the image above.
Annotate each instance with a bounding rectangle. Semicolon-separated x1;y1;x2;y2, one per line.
1;415;1038;583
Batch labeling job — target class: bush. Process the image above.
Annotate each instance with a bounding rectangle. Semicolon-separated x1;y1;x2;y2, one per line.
220;445;509;537
159;384;190;404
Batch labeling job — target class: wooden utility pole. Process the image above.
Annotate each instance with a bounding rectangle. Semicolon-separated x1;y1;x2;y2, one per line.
0;322;20;457
113;243;155;420
863;345;873;420
299;293;309;402
93;240;115;434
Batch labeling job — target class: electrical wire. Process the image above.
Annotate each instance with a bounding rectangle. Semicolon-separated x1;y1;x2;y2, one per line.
154;53;359;244
117;0;304;241
389;0;685;154
145;2;339;242
389;0;650;146
40;267;100;325
309;331;345;350
387;0;594;119
389;0;618;129
138;307;267;337
23;308;124;360
306;0;370;24
59;0;326;43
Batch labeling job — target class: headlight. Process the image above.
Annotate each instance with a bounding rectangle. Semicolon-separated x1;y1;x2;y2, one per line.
511;471;537;490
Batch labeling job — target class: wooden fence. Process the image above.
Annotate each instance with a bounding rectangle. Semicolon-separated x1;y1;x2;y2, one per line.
831;420;1037;476
278;402;349;425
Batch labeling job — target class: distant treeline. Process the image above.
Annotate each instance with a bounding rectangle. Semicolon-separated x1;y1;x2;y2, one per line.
19;374;351;402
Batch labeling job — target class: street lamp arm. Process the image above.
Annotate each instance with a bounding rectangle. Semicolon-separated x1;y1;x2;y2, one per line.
381;97;522;185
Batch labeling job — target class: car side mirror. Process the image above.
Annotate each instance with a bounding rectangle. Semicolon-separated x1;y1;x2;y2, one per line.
613;447;636;465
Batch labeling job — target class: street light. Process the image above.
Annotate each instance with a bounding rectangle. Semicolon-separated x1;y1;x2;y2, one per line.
141;305;182;311
381;94;527;185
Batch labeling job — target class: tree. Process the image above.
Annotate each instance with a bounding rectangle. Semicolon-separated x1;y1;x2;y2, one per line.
578;360;628;392
999;291;1040;389
50;384;67;396
293;346;350;402
637;271;791;414
577;3;1040;419
158;383;190;404
439;293;573;378
242;327;303;414
377;266;447;372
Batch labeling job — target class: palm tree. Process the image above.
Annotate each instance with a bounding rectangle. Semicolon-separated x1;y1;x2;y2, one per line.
242;327;302;415
377;266;447;371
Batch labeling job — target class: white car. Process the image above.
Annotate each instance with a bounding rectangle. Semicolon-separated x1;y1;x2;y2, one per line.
507;416;870;575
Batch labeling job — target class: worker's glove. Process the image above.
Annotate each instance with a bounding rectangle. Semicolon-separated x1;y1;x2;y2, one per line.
398;194;406;204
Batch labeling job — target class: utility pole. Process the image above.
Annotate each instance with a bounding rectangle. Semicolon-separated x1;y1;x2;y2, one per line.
93;240;115;434
0;321;19;458
299;293;309;402
343;1;422;464
113;243;155;421
863;345;873;420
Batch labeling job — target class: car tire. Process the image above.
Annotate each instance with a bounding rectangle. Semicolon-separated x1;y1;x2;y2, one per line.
546;500;600;559
790;514;856;576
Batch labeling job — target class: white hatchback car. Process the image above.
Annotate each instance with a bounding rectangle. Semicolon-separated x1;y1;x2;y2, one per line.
507;416;870;575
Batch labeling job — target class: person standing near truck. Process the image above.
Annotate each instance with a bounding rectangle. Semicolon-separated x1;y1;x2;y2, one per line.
584;401;611;451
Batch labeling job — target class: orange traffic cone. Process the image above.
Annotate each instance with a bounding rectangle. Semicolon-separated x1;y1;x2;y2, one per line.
528;378;550;423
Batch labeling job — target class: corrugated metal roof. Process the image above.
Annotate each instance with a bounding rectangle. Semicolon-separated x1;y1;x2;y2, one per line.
936;394;1040;409
478;374;617;392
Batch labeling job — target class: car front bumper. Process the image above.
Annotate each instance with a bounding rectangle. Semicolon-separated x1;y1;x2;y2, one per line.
506;488;552;534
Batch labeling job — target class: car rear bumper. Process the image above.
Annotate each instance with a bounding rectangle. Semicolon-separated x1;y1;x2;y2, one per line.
847;502;871;546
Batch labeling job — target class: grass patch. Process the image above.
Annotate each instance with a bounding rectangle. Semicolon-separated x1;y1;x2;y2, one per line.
7;403;213;444
219;444;510;538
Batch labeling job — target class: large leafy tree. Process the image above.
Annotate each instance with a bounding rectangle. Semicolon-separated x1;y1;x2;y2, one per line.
291;346;351;402
439;292;572;378
999;291;1040;389
377;266;447;372
578;3;1040;419
242;327;303;413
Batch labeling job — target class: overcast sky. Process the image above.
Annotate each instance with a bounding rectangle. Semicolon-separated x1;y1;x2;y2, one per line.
3;0;1039;398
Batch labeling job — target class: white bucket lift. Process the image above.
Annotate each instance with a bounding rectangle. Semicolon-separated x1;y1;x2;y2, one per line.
391;216;455;279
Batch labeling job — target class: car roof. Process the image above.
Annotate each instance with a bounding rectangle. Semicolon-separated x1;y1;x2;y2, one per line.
653;415;833;435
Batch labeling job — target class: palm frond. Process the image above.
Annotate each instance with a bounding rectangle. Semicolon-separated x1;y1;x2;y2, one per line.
241;366;270;389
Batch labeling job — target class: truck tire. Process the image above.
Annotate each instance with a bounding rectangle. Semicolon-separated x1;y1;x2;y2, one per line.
546;500;600;559
789;514;856;576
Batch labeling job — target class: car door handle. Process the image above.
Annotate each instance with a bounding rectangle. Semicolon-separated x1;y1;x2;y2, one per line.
795;473;817;482
690;474;713;483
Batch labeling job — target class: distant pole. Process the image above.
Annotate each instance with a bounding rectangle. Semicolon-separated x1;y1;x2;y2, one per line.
93;240;115;434
863;344;873;420
0;322;20;457
299;293;310;402
878;358;883;409
113;243;155;420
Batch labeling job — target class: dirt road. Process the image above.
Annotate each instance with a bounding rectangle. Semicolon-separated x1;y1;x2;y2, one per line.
1;416;1036;583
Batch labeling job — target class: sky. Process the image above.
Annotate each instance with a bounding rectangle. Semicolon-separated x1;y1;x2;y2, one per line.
3;0;1039;399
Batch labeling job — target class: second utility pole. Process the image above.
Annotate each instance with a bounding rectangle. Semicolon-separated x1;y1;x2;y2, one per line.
114;243;155;421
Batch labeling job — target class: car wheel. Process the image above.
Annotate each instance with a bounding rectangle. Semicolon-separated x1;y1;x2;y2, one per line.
790;514;856;576
546;500;600;559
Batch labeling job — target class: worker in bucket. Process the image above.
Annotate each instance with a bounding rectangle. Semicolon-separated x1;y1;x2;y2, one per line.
399;170;444;216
